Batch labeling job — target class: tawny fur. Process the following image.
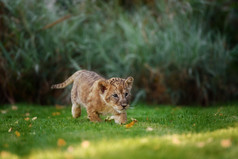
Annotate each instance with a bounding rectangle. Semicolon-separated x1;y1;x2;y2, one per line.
51;70;134;124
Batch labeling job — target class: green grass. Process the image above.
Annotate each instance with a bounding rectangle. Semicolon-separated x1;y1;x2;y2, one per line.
1;104;238;159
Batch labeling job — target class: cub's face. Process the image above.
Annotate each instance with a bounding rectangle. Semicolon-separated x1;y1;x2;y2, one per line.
98;77;134;113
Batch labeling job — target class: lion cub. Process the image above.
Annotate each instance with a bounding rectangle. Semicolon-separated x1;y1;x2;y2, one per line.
51;70;134;124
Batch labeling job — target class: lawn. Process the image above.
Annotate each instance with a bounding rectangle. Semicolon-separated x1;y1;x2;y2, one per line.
1;104;238;159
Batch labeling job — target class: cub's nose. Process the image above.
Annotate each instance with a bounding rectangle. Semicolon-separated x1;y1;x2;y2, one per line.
121;104;127;108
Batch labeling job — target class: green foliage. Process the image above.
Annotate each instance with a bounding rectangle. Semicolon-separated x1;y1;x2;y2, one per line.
0;0;236;105
190;0;238;48
0;104;238;158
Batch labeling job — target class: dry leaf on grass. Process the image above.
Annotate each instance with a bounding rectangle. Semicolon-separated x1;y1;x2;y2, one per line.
1;151;12;158
81;140;90;148
29;124;32;127
146;127;153;131
125;122;135;128
197;142;205;148
57;138;66;147
24;117;30;121
55;104;65;109
1;110;7;114
67;146;74;152
221;139;232;148
15;131;20;137
8;127;12;133
125;118;138;128
32;117;37;121
214;107;223;116
172;137;181;145
52;112;61;116
207;138;213;143
25;113;30;116
11;105;18;110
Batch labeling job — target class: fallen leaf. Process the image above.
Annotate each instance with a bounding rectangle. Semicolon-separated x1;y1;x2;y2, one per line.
52;112;61;116
24;117;30;121
32;117;37;121
25;113;30;116
125;120;137;128
55;104;65;109
1;151;12;158
29;124;32;127
81;140;90;148
197;142;205;148
57;138;66;147
140;138;148;143
207;138;213;143
15;120;18;124
193;123;196;127
221;139;232;148
8;127;12;133
11;105;18;110
146;117;149;120
214;107;223;116
146;127;153;131
172;137;181;145
219;113;223;116
1;110;7;114
67;146;74;152
15;131;20;137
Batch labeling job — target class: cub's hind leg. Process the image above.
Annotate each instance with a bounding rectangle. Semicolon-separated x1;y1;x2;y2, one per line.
72;103;81;118
71;81;81;118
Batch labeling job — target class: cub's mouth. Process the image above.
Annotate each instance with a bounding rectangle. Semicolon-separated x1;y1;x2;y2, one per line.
121;104;127;110
113;105;128;113
121;106;128;110
120;105;129;111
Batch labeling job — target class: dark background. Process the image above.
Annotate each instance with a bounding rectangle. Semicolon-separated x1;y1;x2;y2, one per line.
0;0;238;106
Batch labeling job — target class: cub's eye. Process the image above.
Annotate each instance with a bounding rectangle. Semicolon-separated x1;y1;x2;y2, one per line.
125;93;128;97
112;94;118;98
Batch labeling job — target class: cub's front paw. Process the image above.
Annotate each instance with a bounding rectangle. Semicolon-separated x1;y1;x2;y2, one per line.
87;116;102;123
114;116;127;125
90;119;102;123
105;116;114;122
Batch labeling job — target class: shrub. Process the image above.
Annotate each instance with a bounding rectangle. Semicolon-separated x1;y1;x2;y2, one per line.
0;0;236;105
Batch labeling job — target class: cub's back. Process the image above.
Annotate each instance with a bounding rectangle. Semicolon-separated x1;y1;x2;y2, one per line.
77;70;104;87
74;70;104;104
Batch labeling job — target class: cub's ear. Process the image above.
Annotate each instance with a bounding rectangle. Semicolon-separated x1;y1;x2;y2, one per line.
125;76;134;89
98;80;108;94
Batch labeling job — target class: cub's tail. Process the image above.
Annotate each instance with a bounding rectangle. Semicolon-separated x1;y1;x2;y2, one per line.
51;70;82;89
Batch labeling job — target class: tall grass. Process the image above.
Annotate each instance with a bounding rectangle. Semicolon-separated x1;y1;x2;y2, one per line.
0;0;235;105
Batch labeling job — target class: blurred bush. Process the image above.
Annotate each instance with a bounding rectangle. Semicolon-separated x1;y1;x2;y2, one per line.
0;0;237;105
